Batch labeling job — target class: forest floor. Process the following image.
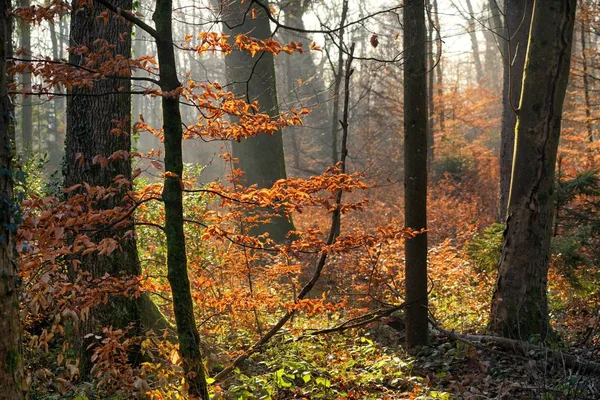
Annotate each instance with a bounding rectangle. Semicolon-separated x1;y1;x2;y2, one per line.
221;325;600;400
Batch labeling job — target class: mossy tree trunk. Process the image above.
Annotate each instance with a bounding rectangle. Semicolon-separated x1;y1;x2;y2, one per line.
404;0;429;349
152;0;209;397
220;0;294;243
0;0;25;396
66;0;168;375
490;0;577;340
498;0;533;221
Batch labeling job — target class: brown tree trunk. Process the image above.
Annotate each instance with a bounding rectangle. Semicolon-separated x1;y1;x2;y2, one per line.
498;0;534;221
0;0;25;396
66;0;168;375
404;0;429;348
490;0;577;340
220;0;295;243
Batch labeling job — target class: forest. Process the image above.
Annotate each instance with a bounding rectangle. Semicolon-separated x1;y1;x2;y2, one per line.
0;0;599;399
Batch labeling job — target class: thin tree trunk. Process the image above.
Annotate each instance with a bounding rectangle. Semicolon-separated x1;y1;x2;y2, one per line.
498;0;534;221
48;18;63;171
490;0;577;340
330;0;349;167
432;0;444;133
404;0;429;349
152;0;209;397
0;0;25;395
19;0;32;154
278;0;331;172
580;16;593;142
426;0;435;166
221;0;294;243
464;0;484;86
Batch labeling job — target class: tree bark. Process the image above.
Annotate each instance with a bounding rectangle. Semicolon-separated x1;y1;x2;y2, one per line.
152;0;209;397
498;0;533;221
490;0;577;340
404;0;429;348
66;0;164;375
0;0;25;396
220;0;294;243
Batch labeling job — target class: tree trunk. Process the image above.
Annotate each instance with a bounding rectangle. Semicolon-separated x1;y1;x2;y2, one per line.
329;0;349;168
483;0;504;92
490;0;577;340
66;0;165;375
498;0;533;221
0;0;25;396
464;0;484;86
19;0;32;154
432;0;444;133
277;0;332;173
221;0;294;243
426;0;435;166
580;15;593;142
152;0;209;397
404;0;429;349
48;17;64;171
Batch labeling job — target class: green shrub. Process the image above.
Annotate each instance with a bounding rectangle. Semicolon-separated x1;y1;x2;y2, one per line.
466;223;504;273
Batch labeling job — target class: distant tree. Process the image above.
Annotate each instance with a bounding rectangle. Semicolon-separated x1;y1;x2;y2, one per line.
498;0;533;221
18;0;32;154
490;0;577;340
276;0;332;173
0;0;25;396
461;0;484;86
404;0;429;348
219;0;295;243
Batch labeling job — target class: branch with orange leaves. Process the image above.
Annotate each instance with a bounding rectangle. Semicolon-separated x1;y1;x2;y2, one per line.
212;43;357;384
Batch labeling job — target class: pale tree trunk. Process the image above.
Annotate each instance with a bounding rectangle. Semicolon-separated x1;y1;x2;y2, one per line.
580;14;593;142
277;0;332;173
220;0;294;243
464;0;484;86
498;0;533;221
484;0;504;92
48;17;64;171
404;0;429;348
432;0;444;133
426;0;435;165
329;0;349;167
490;0;577;340
19;0;32;154
0;0;25;396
